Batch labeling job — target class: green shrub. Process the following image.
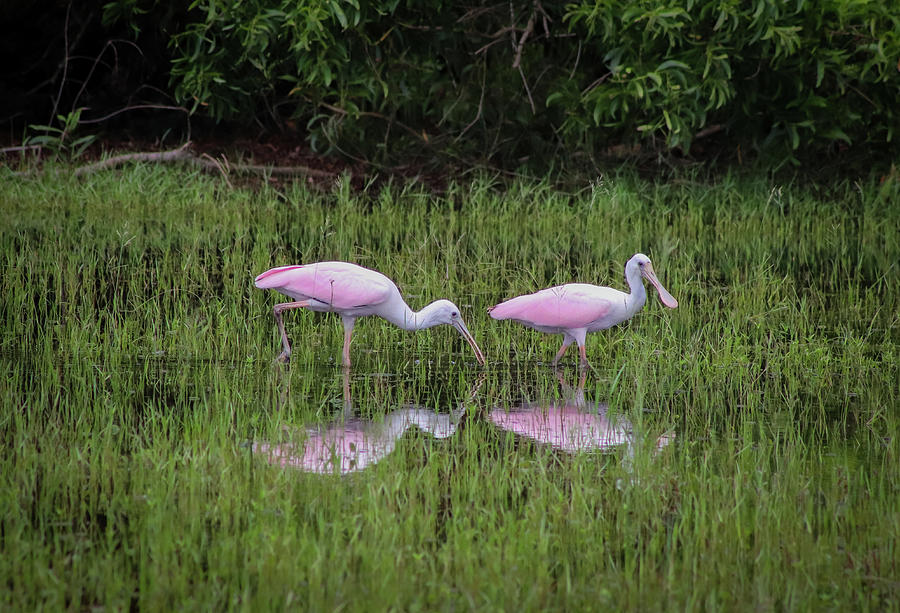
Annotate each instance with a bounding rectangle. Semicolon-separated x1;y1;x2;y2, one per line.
104;0;900;166
561;0;900;159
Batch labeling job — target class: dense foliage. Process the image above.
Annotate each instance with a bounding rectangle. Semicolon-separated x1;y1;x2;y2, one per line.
4;1;899;168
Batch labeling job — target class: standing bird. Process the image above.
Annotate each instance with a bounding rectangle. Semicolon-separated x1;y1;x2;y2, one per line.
254;261;485;367
488;253;677;368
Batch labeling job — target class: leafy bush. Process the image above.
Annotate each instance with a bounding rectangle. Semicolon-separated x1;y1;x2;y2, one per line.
561;0;900;160
103;0;900;166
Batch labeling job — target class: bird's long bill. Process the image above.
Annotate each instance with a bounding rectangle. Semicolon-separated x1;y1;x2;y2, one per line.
453;318;486;365
642;263;679;308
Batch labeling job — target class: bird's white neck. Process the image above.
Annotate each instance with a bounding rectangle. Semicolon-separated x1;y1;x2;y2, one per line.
383;299;441;331
623;264;648;314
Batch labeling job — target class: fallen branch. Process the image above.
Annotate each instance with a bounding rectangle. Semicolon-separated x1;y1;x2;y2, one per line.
73;142;192;175
72;142;337;179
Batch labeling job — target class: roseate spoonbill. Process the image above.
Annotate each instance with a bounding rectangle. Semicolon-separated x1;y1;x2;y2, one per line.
488;253;677;367
254;261;485;366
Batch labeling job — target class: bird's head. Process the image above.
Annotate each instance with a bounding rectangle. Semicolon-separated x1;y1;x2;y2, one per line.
627;253;678;308
421;300;486;365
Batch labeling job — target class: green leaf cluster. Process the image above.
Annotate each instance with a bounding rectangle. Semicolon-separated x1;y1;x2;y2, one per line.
25;108;97;159
562;0;900;160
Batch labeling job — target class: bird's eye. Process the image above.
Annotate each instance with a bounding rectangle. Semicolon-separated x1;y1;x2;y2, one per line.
639;261;645;268
451;311;458;318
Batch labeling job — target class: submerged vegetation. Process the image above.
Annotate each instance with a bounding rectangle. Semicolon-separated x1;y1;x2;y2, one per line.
1;166;898;610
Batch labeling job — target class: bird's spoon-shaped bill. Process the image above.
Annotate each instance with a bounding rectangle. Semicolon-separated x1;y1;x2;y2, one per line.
453;317;485;365
642;263;678;308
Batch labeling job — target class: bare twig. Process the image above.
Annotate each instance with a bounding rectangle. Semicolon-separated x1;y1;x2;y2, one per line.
507;0;536;114
396;22;444;31
510;1;545;113
474;25;526;54
487;25;523;39
78;104;190;124
519;67;536;114
457;5;505;24
474;37;510;56
49;1;73;124
26;3;92;100
73;40;142;111
582;72;611;96
537;0;551;36
1;145;42;154
456;61;488;142
569;41;582;80
512;8;536;69
319;102;424;142
508;1;519;52
694;124;724;140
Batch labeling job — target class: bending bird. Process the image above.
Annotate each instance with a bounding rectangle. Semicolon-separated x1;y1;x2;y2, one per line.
255;261;485;367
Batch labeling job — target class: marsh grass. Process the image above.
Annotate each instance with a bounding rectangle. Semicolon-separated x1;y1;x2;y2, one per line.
1;165;898;610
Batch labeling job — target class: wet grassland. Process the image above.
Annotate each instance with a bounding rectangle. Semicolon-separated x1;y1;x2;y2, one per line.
2;166;898;610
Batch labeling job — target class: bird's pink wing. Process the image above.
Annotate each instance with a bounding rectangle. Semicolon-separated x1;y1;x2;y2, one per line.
489;284;612;328
255;262;394;308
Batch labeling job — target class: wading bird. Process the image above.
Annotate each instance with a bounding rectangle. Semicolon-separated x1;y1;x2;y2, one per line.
488;253;677;368
254;261;485;367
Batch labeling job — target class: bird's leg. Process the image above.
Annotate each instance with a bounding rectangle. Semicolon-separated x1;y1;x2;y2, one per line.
272;301;309;362
551;339;573;366
577;344;596;372
341;316;356;367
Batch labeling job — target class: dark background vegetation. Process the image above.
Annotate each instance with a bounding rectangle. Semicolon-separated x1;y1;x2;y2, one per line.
2;0;898;176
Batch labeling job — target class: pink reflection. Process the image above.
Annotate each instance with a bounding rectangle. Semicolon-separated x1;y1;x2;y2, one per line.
489;370;673;455
253;406;460;474
253;369;481;474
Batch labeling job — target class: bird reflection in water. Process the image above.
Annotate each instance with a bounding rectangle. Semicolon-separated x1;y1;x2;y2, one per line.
489;369;674;458
253;370;482;474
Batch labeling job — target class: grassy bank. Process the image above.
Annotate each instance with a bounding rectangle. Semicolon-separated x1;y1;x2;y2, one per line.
1;166;898;610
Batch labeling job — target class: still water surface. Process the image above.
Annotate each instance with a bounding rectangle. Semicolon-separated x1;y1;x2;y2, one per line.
251;362;674;476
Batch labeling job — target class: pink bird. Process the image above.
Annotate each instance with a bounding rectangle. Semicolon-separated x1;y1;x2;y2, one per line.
488;253;678;367
254;261;485;366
